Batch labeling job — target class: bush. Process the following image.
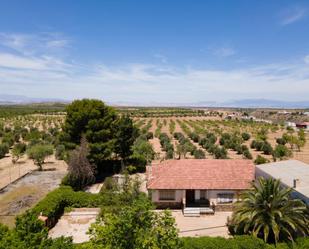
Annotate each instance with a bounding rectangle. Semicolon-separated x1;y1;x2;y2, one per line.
33;186;100;219
189;132;200;143
243;149;253;159
254;155;269;165
0;143;9;159
146;131;153;140
182;235;269;249
165;149;174;159
55;144;67;160
261;142;273;155
193;149;206;159
214;147;228;159
273;144;292;160
2;133;14;147
241;132;251;141
276;137;287;145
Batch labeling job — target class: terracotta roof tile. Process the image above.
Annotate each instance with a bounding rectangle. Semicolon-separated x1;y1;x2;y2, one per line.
147;159;255;190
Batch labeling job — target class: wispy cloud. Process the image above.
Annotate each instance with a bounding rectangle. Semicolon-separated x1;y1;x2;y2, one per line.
0;32;70;56
153;53;168;63
304;55;309;64
0;32;309;103
280;6;307;25
213;47;236;57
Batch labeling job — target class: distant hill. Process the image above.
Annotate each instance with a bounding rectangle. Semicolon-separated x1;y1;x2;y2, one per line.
1;95;308;109
221;99;309;109
0;94;68;105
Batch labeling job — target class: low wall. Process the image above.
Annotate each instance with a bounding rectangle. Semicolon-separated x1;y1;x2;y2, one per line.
154;202;182;209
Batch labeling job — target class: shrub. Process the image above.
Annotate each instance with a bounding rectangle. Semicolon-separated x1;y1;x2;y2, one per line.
273;144;292;160
181;235;270;249
261;142;273;155
243;149;253;159
241;132;251;141
165;149;174;159
0;143;9;159
189;132;200;143
214;147;228;159
55;144;67;160
276;137;287;145
146;131;153;140
254;155;269;165
32;186;100;219
193;149;206;159
2;133;14;147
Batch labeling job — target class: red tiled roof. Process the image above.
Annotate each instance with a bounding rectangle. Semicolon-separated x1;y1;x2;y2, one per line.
147;159;255;190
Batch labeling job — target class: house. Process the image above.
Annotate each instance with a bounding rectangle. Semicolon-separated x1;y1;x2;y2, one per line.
256;160;309;205
296;122;309;131
147;159;255;215
278;110;291;115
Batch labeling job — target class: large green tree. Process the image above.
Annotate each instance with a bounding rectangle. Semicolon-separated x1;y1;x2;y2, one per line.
61;99;119;166
115;115;138;161
229;177;308;243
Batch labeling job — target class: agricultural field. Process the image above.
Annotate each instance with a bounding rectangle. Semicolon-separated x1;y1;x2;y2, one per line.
0;104;308;227
0;106;67;226
134;116;309;164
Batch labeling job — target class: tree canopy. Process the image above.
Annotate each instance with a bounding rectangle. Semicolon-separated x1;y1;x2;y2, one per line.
229;177;308;243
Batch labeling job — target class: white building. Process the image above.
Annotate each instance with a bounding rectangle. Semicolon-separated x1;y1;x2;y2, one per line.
256;160;309;205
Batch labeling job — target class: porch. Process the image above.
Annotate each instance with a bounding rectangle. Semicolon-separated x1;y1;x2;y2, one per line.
182;190;215;217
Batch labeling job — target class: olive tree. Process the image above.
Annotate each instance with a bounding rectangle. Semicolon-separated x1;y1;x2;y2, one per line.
27;144;53;171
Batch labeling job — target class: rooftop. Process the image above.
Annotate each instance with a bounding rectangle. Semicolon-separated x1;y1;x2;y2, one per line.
147;159;255;190
256;160;309;198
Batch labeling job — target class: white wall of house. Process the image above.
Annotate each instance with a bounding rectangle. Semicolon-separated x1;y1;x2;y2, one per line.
151;189;239;205
151;190;185;203
207;190;238;205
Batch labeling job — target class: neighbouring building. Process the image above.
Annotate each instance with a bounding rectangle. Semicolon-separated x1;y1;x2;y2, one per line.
256;160;309;205
147;159;255;214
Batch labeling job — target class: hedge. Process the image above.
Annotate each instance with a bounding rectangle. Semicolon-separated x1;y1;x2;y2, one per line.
182;236;309;249
32;186;101;219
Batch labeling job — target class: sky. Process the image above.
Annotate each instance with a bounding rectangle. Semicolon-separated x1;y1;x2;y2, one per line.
0;0;309;104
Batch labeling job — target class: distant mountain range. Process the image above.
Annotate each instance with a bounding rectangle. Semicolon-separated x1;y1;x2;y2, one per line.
0;94;309;109
0;94;68;105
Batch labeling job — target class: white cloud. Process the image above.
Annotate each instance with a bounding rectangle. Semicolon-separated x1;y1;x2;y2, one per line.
304;55;309;64
0;32;70;56
0;32;309;103
280;7;307;25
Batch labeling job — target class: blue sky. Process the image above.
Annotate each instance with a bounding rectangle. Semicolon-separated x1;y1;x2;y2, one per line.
0;0;309;104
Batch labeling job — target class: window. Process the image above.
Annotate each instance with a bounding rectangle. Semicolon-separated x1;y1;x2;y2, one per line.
200;190;207;200
217;193;234;204
159;190;175;201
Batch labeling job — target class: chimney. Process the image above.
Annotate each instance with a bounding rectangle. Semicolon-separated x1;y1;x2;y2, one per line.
293;179;299;188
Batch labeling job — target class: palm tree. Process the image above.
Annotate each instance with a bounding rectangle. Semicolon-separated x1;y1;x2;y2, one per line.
229;177;308;243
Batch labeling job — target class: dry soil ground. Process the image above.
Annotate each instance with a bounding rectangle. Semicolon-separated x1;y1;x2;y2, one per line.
49;208;100;244
0;155;67;227
171;210;232;238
